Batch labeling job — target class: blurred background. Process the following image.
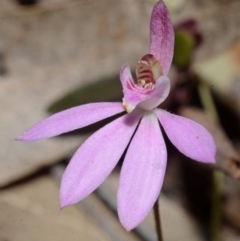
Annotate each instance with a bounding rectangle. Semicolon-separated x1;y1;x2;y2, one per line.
1;0;240;240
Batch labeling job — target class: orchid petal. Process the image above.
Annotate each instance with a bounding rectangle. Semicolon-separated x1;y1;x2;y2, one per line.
120;64;139;112
118;113;167;231
60;110;143;208
120;64;170;112
155;109;216;163
149;0;174;75
17;102;124;141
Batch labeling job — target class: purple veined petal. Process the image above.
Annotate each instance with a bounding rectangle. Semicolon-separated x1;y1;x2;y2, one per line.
120;64;170;112
17;102;124;141
60;110;143;208
149;0;174;75
118;112;167;231
155;109;216;163
120;64;140;113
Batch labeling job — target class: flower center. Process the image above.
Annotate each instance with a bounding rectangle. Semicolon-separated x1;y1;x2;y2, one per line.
136;54;162;89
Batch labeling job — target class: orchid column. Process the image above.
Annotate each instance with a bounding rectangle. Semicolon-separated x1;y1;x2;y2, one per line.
17;0;216;236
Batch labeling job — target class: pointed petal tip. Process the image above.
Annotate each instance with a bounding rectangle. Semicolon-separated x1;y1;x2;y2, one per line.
190;136;216;164
119;210;145;232
205;144;216;164
59;200;68;210
203;153;216;164
60;201;74;210
197;156;216;164
59;180;81;209
15;129;46;142
59;192;76;210
15;136;22;141
59;204;65;210
122;224;132;233
118;214;136;232
15;134;33;142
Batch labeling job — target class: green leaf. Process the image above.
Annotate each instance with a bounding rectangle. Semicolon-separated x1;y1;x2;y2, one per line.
48;75;122;114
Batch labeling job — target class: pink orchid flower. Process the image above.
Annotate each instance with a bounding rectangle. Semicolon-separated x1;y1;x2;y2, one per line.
17;0;216;231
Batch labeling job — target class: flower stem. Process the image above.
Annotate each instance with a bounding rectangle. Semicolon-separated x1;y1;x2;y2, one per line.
210;170;224;241
197;81;223;241
153;198;163;241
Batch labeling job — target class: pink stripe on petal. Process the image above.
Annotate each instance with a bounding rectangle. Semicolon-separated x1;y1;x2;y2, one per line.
60;110;142;208
118;113;167;231
120;64;134;89
149;0;174;75
155;109;216;163
17;102;124;141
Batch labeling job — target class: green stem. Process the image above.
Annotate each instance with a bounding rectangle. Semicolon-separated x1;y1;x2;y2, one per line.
197;81;224;241
197;81;219;123
153;198;163;241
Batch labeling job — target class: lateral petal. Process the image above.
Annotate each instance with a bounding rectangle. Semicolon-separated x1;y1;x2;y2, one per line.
60;110;142;208
120;64;141;112
118;113;167;231
17;102;124;141
155;109;216;163
149;0;174;75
